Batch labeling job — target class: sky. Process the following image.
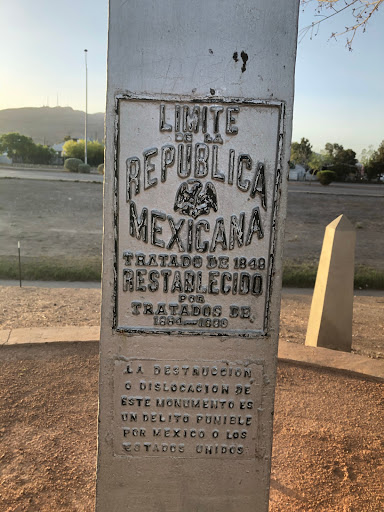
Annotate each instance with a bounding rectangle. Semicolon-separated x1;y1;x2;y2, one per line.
0;1;383;156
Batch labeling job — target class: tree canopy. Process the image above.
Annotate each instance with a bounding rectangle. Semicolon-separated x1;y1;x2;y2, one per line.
291;137;361;179
359;145;375;165
63;139;104;167
0;133;35;161
290;137;313;168
0;132;54;164
316;142;357;180
308;151;332;172
365;140;384;180
324;143;357;166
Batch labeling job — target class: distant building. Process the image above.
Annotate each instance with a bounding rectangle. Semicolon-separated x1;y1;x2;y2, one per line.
289;164;306;181
51;142;65;157
50;142;66;165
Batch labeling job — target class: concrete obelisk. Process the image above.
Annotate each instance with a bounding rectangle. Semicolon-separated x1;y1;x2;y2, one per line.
306;214;356;352
96;1;300;510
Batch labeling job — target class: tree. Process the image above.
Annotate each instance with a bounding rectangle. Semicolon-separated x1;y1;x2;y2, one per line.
360;145;375;165
373;139;384;162
290;137;313;168
335;148;357;166
365;140;384;181
325;142;338;158
0;132;36;162
322;142;357;180
87;141;104;167
308;151;332;172
63;139;104;167
301;0;384;49
324;142;357;165
63;139;84;161
29;144;55;165
0;132;56;164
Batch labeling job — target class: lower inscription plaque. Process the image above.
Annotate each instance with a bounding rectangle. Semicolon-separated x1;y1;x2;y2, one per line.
114;358;264;459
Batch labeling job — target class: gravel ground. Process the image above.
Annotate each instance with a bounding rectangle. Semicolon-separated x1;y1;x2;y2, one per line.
0;286;383;511
1;179;384;270
1;285;382;359
0;343;382;512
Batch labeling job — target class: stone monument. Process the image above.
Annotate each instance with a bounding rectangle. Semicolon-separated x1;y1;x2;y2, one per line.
305;214;356;352
96;1;299;510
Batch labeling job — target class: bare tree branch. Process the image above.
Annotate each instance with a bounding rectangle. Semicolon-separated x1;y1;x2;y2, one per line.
300;0;383;49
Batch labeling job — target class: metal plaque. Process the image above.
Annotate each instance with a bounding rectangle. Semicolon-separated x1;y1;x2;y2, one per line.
113;358;264;459
114;95;284;337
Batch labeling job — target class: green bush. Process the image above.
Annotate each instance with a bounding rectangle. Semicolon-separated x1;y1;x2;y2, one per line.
78;163;91;174
317;170;336;186
63;139;104;167
64;158;83;172
97;163;104;174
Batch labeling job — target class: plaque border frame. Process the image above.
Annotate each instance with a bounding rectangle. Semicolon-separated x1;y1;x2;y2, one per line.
112;93;286;338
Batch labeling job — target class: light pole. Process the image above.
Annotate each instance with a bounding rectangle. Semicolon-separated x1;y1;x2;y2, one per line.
84;49;88;165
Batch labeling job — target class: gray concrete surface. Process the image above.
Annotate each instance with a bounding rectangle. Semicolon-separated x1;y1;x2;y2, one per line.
0;279;101;288
0;167;103;183
1;167;382;195
288;181;384;197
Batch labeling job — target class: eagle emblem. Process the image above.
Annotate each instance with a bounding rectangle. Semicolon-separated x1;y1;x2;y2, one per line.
174;179;218;219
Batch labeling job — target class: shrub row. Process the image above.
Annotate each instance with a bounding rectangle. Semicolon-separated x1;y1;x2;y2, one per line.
64;158;90;173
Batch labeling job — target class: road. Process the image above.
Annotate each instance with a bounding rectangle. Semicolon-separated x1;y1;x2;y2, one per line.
1;166;383;196
288;181;384;197
0;166;103;183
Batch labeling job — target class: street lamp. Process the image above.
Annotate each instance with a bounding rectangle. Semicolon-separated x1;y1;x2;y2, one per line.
84;49;88;165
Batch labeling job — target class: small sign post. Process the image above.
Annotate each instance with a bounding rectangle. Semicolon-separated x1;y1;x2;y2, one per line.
96;1;299;510
18;241;22;288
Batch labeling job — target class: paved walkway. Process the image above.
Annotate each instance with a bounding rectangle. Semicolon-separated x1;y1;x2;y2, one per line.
0;279;101;289
0;167;103;183
2;167;383;195
1;325;382;381
288;181;384;197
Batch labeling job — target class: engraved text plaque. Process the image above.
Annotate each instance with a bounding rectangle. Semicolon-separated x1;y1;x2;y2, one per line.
115;97;284;337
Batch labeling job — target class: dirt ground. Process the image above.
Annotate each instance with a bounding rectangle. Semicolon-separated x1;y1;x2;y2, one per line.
284;188;384;271
0;285;383;511
0;180;103;259
1;179;384;270
279;290;384;360
0;344;382;512
1;286;383;359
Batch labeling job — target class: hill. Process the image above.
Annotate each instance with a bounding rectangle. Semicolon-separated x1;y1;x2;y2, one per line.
0;106;104;146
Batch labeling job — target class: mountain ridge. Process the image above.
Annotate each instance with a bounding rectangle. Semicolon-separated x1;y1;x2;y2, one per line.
0;106;105;146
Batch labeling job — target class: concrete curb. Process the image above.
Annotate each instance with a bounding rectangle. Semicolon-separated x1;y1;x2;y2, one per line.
0;326;100;346
278;340;384;382
0;327;383;381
